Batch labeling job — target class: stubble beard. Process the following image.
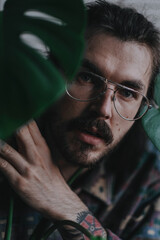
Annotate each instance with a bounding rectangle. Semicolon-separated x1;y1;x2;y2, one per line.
49;115;114;168
52;129;113;167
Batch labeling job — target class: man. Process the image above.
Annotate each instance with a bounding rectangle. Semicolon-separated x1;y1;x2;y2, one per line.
0;1;160;239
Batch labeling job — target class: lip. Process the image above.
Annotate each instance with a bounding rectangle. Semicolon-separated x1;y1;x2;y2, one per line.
76;130;104;146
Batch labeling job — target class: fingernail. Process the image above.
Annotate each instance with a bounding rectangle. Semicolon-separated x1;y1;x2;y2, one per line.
26;119;34;126
16;119;33;133
16;126;22;134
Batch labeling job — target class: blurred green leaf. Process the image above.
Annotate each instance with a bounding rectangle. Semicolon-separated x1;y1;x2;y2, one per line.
142;108;160;150
142;74;160;151
0;0;86;139
154;74;160;106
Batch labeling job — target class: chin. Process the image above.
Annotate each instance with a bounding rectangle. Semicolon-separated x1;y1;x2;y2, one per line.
52;126;114;167
60;138;113;168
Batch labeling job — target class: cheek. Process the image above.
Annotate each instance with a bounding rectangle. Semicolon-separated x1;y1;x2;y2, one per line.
114;120;134;139
115;123;121;132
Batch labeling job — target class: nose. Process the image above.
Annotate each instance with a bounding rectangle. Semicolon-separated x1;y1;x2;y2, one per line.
91;88;114;119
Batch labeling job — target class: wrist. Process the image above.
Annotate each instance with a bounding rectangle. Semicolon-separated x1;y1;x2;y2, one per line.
44;189;88;221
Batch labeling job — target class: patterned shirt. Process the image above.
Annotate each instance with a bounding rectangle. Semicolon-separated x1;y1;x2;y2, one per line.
76;140;160;240
0;140;159;240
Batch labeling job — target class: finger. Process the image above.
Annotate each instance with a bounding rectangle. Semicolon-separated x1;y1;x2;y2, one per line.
0;140;28;174
15;124;37;159
28;121;55;168
28;120;48;147
0;156;21;183
0;157;27;198
16;123;35;147
27;121;58;172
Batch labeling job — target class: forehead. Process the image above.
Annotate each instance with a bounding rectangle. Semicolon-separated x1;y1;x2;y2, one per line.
85;34;153;93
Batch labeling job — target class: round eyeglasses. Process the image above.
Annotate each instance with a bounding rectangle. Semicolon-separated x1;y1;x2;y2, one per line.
66;71;152;121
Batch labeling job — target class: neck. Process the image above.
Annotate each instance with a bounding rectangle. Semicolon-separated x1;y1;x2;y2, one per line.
47;136;80;181
58;158;80;181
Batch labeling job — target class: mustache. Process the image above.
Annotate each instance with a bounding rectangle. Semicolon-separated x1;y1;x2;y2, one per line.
67;115;113;145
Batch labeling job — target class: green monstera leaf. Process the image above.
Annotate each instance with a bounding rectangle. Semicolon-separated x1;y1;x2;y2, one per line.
0;0;86;139
142;74;160;151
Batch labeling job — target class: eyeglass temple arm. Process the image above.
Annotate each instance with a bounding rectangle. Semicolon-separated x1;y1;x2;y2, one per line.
149;101;159;109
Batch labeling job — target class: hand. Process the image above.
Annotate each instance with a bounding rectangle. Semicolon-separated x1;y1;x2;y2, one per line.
0;121;87;221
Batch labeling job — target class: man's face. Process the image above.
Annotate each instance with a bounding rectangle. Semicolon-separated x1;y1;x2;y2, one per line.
49;34;152;167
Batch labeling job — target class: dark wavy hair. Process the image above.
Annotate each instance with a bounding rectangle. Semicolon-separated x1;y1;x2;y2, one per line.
86;0;160;99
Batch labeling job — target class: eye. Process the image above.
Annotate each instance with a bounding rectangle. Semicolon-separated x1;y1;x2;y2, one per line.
118;88;138;99
73;71;105;93
76;72;94;84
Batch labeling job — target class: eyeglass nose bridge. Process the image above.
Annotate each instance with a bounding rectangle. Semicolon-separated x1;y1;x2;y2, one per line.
101;79;117;100
106;86;115;92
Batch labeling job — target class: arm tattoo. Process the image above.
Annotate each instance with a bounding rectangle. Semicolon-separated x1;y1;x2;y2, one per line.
59;211;107;240
77;211;106;239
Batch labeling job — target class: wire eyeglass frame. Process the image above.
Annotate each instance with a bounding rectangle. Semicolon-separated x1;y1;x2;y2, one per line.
66;71;152;121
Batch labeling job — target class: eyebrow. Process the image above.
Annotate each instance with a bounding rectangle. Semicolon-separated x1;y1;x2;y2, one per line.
82;59;104;76
82;58;145;92
120;80;145;92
